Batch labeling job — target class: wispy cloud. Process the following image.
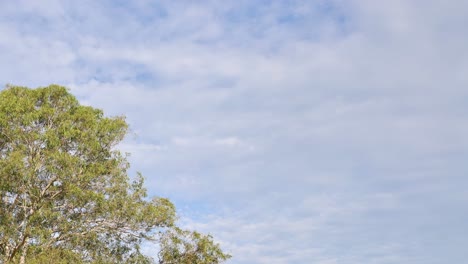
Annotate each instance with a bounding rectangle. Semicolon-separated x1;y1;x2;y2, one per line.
1;1;467;263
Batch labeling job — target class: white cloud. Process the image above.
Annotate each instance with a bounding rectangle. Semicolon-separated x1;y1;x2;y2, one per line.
1;1;468;263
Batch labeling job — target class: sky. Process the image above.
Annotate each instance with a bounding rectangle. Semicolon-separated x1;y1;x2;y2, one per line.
1;0;468;263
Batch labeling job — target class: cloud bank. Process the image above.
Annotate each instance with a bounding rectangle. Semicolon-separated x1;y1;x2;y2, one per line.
1;1;467;263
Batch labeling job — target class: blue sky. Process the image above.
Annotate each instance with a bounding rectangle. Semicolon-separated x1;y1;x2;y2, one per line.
1;1;468;263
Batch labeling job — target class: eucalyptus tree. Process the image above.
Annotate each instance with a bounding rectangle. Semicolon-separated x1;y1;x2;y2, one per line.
0;85;230;264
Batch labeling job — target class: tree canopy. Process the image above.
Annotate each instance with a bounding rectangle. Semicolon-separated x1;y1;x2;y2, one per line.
0;85;230;263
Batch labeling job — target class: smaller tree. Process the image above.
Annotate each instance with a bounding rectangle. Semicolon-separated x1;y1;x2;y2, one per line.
159;228;231;264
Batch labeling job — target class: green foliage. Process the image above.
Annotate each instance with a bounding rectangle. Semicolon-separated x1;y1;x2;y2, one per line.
0;85;230;263
159;228;231;264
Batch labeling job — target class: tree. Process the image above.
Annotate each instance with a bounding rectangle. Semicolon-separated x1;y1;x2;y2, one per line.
158;228;230;264
0;85;231;263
